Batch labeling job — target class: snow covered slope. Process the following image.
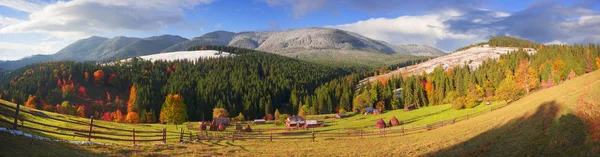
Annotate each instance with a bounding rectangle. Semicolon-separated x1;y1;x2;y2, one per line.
122;50;234;62
360;45;536;84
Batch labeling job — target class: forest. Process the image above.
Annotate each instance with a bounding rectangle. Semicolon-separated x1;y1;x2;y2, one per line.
353;41;600;113
1;37;599;125
0;46;358;123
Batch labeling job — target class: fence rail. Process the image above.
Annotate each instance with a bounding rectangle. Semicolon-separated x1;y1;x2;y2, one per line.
0;100;514;145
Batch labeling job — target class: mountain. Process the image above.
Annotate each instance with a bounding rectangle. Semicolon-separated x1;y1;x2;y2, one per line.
163;27;445;67
162;31;234;52
0;27;444;69
98;35;187;61
0;35;188;69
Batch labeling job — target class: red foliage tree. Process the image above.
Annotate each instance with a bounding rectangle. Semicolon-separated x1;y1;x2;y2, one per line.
78;86;87;97
112;110;125;123
84;71;90;84
101;112;113;121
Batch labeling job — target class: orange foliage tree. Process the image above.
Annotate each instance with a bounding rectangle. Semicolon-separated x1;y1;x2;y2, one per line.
112;110;125;123
93;70;105;86
84;71;90;84
77;105;86;117
78;86;87;97
424;81;434;102
25;95;37;109
515;60;538;94
125;112;140;123
127;85;137;112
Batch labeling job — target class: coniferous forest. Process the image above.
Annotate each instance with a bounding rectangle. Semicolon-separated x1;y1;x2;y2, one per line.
1;37;599;125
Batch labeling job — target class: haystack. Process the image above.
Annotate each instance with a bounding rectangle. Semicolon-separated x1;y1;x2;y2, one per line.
389;116;400;126
376;118;386;128
198;122;207;131
218;123;226;131
209;121;218;131
243;125;252;132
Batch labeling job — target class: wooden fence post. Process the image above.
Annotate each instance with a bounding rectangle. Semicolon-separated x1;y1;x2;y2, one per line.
269;132;273;142
132;128;136;146
88;116;94;141
231;132;235;142
179;128;183;142
189;131;192;141
361;129;364;139
337;129;340;140
402;126;404;134
383;128;386;137
13;103;20;129
312;131;315;142
162;128;166;144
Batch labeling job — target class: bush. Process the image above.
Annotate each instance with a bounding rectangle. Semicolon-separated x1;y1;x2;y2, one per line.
235;112;245;121
277;114;289;126
452;97;467;110
338;108;347;114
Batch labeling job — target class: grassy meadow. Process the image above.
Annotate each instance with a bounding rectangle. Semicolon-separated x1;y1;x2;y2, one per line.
1;71;599;156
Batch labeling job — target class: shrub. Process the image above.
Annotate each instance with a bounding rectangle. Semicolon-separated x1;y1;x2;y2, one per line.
452;97;467;110
125;112;141;123
338;108;347;114
278;114;289;126
235;112;245;121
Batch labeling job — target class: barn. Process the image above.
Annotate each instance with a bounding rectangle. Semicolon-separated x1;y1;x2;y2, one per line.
285;115;305;128
303;120;322;128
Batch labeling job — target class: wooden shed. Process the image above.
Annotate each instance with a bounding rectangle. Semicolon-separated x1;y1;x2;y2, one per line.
285;115;305;128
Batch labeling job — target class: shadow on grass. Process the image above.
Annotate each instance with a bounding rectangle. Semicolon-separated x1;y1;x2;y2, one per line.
426;101;599;157
0;132;106;157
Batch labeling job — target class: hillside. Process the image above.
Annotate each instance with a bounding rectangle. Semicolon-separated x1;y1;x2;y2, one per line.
360;44;536;84
119;50;235;62
2;70;598;156
0;35;188;69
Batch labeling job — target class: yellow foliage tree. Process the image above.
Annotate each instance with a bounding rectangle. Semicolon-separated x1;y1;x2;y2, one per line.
596;57;600;71
25;95;37;109
515;60;538;94
159;94;188;124
212;108;229;118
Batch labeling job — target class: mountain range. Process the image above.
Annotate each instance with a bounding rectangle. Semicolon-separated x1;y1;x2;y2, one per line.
0;27;445;69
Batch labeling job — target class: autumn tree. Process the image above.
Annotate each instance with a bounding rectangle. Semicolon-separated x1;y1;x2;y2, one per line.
84;71;90;84
495;70;518;101
125;112;140;123
25;95;37;109
274;109;281;120
568;69;577;80
596;57;600;71
77;105;86;117
112;110;125;123
159;94;188;124
127;85;138;112
552;59;565;81
585;50;595;73
93;70;105;87
424;81;434;105
515;60;538;94
212;107;229;118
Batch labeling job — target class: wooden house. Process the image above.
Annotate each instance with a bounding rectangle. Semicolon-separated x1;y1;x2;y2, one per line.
285;115;305;128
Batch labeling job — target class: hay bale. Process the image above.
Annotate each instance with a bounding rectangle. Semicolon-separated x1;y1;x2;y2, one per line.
376;118;386;128
243;125;252;132
218;123;226;131
209;121;218;131
198;122;207;131
389;116;400;126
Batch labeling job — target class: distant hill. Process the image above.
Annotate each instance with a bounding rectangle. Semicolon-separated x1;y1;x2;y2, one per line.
0;28;444;69
0;35;188;69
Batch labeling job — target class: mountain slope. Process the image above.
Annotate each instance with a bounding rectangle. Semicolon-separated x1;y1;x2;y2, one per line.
162;31;235;52
0;35;188;69
99;35;188;61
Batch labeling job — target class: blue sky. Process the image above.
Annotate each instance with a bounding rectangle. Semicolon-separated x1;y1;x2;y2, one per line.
0;0;599;60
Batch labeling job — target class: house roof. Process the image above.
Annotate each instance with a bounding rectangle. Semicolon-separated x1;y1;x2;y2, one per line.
305;120;318;125
254;119;265;122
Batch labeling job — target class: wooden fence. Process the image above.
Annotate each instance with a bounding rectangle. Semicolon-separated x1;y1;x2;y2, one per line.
0;100;514;144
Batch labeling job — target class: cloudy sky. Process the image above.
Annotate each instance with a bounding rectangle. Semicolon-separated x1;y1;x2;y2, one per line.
0;0;599;60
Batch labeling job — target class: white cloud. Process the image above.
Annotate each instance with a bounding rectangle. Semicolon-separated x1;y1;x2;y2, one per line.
215;23;222;29
0;0;43;13
0;41;67;60
0;0;214;40
330;10;485;51
0;16;25;28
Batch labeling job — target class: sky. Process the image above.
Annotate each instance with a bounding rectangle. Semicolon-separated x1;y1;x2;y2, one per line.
0;0;599;60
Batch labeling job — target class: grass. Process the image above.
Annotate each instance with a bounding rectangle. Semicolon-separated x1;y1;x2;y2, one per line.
1;71;600;156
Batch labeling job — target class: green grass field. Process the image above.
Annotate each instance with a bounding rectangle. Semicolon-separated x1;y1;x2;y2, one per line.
1;71;599;156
